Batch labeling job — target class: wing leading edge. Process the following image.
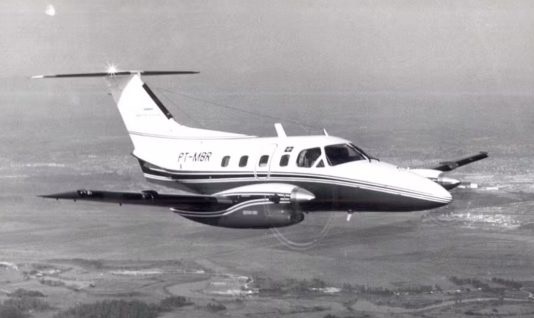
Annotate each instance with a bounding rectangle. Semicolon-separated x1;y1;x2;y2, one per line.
40;189;232;211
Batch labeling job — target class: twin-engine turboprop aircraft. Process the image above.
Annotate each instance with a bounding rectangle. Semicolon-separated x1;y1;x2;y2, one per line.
34;70;488;229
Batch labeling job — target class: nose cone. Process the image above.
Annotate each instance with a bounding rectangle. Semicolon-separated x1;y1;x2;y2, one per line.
422;177;452;204
404;172;452;209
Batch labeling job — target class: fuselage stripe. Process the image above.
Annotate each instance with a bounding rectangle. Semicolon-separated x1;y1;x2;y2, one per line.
141;167;439;200
143;173;449;203
141;167;449;203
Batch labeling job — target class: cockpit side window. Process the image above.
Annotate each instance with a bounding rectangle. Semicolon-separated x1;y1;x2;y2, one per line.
296;147;322;168
325;143;366;166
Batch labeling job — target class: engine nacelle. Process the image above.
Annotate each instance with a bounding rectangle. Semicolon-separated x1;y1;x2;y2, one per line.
214;183;315;203
174;200;305;229
409;169;460;190
435;177;461;190
172;183;312;229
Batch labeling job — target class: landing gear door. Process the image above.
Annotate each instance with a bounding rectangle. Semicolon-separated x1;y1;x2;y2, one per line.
254;144;278;180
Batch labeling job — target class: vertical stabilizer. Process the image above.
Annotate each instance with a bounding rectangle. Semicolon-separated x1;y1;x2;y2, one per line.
106;74;180;137
31;70;250;152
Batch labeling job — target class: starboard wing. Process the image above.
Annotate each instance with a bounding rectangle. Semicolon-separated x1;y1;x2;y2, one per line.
431;152;488;172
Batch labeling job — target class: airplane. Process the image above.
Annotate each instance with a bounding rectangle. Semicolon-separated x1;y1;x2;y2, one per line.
34;70;488;229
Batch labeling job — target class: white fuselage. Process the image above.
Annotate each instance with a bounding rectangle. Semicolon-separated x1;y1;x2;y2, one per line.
33;71;484;227
134;133;452;212
100;74;453;213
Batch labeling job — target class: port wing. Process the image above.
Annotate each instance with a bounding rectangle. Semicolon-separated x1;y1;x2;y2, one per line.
41;184;315;213
40;189;233;212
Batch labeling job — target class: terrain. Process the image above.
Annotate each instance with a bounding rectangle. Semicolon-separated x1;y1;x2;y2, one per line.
1;89;534;317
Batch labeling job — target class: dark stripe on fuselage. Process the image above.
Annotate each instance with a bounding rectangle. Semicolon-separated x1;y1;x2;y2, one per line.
138;162;446;203
143;174;449;210
147;176;446;212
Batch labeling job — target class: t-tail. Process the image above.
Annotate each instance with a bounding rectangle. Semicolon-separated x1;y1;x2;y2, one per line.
32;69;248;155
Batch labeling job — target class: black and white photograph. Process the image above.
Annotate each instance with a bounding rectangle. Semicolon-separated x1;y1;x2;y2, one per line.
1;1;534;317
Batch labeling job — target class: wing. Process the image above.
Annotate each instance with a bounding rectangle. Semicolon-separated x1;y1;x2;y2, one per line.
40;189;233;212
410;152;489;190
41;184;316;229
431;152;488;172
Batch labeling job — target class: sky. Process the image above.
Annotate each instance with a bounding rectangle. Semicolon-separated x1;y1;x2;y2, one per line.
0;0;533;162
1;0;533;94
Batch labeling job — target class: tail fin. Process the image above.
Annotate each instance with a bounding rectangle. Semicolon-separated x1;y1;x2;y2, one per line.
106;73;181;136
33;71;196;136
32;70;248;145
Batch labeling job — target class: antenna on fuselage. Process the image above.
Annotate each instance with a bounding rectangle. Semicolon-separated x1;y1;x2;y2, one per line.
274;123;287;137
323;128;329;136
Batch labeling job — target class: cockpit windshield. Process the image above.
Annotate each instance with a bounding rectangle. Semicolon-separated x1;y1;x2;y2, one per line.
325;143;368;166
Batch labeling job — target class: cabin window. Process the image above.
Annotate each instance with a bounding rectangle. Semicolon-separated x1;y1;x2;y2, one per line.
239;155;248;167
316;160;325;168
296;147;322;168
325;143;366;166
279;154;290;167
221;156;230;167
258;155;269;167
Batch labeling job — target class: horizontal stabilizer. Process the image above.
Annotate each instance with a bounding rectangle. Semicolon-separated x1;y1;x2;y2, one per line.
31;70;198;79
433;152;488;172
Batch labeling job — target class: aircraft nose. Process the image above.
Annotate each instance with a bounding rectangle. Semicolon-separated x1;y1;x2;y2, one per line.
411;174;452;207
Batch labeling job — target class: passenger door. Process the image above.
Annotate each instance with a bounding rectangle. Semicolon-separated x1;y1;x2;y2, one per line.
254;144;278;180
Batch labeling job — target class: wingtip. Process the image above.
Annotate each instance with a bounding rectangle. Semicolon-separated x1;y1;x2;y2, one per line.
31;75;44;79
39;191;82;199
38;194;58;200
39;193;60;199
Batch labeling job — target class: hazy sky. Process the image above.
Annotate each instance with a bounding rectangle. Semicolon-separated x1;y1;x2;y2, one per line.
1;0;533;94
0;0;533;160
